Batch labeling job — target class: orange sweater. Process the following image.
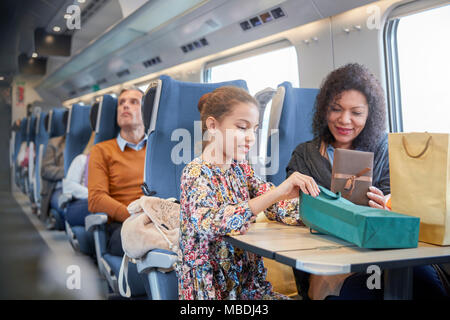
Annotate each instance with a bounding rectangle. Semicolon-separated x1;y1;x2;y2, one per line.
88;138;146;222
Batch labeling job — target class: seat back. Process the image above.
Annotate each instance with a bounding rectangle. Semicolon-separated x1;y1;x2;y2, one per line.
25;116;32;145
139;76;247;300
46;108;68;137
19;117;28;143
11;119;24;170
30;115;38;146
64;104;92;174
265;82;318;186
10;130;16;169
33;112;49;205
33;112;42;148
30;113;41;179
32;108;68;200
251;87;277;180
63;104;96;256
143;75;248;200
25;115;38;199
89;95;147;297
14;119;26;160
93;95;119;144
15;117;28;190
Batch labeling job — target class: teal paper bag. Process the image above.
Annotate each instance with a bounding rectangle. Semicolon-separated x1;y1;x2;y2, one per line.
299;186;420;249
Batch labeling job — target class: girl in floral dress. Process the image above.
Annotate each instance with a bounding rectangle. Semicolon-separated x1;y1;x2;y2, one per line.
177;86;321;300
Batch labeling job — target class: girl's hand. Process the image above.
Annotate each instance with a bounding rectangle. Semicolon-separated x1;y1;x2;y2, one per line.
275;172;320;201
248;172;319;215
367;186;390;210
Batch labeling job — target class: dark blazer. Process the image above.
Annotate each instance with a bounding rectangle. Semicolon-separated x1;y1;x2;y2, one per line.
40;135;65;221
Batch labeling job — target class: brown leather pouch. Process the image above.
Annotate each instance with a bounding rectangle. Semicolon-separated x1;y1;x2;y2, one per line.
331;148;374;206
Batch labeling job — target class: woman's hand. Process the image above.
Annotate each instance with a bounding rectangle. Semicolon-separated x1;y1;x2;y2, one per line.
275;172;320;201
367;186;390;210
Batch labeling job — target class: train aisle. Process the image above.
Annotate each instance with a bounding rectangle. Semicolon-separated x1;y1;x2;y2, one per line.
0;191;103;299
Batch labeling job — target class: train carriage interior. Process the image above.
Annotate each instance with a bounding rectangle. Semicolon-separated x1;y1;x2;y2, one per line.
0;0;449;302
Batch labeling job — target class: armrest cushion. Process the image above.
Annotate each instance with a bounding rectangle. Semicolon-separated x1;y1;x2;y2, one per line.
136;249;178;274
85;212;108;232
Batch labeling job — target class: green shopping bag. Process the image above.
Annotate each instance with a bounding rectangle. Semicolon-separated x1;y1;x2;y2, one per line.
299;186;420;249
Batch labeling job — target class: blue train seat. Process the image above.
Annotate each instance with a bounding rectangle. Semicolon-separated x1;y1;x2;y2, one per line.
62;104;95;256
136;75;248;300
264;82;318;186
10;123;18;187
262;83;318;301
12;118;26;191
17;116;29;193
45;108;69;228
28;114;40;204
21;115;36;196
28;111;46;214
35;108;67;210
11;121;20;167
38;108;69;204
46;108;69;138
84;94;148;299
251;87;278;180
63;104;93;178
93;95;120;145
33;111;49;215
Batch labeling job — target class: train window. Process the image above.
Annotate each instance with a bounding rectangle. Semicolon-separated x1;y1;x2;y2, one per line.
386;4;450;133
205;43;299;95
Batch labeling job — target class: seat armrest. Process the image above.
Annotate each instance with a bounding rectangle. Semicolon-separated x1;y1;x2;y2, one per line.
85;213;108;276
85;212;108;232
58;192;73;209
136;249;178;274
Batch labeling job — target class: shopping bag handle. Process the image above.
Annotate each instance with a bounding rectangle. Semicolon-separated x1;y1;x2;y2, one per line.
318;186;341;200
402;135;432;158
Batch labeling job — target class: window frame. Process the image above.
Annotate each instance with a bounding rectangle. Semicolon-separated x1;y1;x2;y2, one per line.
383;18;402;133
203;40;296;84
384;0;449;133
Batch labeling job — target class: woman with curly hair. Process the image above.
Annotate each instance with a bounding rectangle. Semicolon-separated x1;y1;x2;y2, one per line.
286;63;448;300
287;63;390;208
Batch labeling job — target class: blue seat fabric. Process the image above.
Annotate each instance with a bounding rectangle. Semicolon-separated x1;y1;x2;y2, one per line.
266;82;318;186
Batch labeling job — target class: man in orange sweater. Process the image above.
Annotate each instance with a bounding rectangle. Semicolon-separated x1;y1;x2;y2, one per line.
88;86;146;256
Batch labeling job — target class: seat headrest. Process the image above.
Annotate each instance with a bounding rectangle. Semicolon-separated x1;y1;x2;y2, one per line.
26;116;31;135
35;111;48;138
33;113;41;135
26;115;37;142
90;102;100;131
46;108;68;137
142;82;160;134
31;113;41;133
12;121;20;131
264;82;318;186
20;117;28;135
44;113;50;132
64;104;92;173
255;87;277;107
144;75;248;199
62;109;69;130
94;95;119;144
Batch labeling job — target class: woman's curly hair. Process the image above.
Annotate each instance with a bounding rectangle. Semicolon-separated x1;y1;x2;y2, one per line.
312;63;387;151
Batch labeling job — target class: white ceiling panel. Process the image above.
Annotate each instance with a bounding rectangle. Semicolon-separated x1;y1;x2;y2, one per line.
37;0;382;100
311;0;379;18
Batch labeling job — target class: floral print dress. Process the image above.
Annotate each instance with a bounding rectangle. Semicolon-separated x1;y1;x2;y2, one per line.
177;157;300;300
